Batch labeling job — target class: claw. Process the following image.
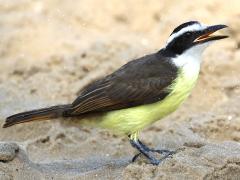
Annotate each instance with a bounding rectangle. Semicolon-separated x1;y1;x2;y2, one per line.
132;153;141;162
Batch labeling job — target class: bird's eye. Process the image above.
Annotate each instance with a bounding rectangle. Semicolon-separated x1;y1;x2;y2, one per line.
186;32;192;36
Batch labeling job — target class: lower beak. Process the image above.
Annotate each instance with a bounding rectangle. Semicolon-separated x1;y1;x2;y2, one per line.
194;24;228;43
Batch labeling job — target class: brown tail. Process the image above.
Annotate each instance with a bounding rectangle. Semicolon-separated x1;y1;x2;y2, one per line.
3;104;72;128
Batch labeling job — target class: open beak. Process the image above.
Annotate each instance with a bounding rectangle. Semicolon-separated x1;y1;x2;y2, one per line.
194;24;228;43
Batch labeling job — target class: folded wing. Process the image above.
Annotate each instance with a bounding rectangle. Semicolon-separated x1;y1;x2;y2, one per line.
66;53;178;115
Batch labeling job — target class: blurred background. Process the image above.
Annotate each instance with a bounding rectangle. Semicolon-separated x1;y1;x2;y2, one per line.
0;0;240;179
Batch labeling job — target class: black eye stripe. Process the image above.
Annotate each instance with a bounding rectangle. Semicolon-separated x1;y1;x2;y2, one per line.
166;29;199;55
166;21;203;55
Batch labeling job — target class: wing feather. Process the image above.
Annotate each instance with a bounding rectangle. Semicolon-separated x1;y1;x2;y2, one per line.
67;52;178;115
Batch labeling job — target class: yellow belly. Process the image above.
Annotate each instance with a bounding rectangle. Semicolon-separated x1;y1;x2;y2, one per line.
79;69;199;135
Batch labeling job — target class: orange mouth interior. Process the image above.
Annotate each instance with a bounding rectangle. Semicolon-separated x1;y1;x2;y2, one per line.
195;32;214;42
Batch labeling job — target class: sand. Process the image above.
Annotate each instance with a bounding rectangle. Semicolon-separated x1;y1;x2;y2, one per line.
0;0;240;179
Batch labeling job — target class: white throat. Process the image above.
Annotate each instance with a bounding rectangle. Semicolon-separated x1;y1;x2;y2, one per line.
171;43;209;78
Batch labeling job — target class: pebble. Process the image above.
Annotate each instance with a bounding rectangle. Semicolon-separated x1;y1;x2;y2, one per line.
0;142;19;162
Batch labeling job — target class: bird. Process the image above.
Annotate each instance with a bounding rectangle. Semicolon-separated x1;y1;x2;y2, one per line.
3;21;228;165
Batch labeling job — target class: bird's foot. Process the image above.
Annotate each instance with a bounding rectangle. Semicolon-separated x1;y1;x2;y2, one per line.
138;139;176;155
130;139;176;165
131;150;174;164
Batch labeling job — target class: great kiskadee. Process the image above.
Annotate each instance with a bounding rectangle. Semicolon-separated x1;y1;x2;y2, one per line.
3;21;228;165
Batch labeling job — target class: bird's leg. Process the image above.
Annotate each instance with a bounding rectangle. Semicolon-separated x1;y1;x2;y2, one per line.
129;135;160;165
129;133;175;165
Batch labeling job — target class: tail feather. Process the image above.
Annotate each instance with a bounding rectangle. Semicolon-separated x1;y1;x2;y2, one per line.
3;104;72;128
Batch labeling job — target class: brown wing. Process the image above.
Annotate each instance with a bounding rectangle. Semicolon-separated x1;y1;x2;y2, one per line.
66;52;178;115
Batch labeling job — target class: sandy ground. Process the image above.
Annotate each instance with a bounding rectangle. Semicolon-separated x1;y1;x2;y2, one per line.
0;0;240;179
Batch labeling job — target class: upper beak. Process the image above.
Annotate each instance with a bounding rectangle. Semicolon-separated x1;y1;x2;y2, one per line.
194;24;228;43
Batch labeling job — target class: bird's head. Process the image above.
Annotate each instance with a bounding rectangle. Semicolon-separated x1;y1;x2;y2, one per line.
165;21;228;56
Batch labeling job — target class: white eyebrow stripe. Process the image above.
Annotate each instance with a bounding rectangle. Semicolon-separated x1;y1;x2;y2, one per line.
166;23;206;46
